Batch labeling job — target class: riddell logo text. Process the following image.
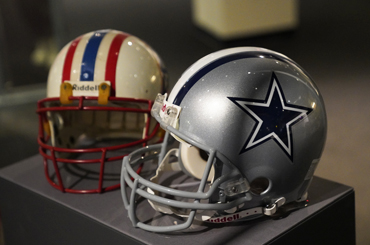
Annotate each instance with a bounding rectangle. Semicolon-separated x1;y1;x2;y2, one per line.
207;214;240;223
72;84;99;91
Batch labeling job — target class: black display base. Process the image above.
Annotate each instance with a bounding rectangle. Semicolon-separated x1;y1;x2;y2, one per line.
0;155;355;245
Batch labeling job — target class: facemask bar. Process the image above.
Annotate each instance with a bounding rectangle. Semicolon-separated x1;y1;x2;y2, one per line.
37;96;160;194
121;129;252;232
122;93;297;232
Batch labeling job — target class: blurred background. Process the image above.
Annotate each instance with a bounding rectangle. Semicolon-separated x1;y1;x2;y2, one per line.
0;0;369;243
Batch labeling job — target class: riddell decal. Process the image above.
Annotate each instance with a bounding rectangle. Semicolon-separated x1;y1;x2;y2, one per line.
207;214;241;223
66;81;111;96
205;207;262;223
72;84;99;91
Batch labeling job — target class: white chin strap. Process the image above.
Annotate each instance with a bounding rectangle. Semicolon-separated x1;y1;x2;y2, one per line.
147;148;286;223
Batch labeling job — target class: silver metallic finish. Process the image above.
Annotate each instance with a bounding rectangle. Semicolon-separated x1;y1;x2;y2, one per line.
121;47;327;232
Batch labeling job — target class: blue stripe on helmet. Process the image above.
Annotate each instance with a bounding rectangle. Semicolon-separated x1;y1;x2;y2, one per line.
172;51;300;106
80;30;108;81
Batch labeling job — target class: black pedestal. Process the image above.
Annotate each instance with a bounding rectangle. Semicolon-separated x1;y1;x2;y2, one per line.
0;155;355;244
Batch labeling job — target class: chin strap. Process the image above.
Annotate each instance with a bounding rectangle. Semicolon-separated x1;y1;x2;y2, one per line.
202;197;286;223
203;207;263;223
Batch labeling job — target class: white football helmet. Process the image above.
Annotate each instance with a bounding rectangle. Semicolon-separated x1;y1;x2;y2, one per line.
37;29;167;194
121;47;327;232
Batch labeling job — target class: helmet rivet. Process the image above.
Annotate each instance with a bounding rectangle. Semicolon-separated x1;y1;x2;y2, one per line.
219;190;224;197
101;84;107;90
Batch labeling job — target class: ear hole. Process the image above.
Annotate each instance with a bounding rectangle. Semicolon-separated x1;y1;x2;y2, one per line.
199;149;208;161
250;177;270;195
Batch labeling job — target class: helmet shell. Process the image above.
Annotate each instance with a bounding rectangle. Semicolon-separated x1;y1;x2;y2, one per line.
169;47;326;204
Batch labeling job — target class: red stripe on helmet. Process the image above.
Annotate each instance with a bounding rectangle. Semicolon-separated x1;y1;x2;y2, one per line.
62;37;82;83
105;33;129;96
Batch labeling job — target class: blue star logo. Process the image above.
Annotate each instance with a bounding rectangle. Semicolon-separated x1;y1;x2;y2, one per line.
228;73;312;159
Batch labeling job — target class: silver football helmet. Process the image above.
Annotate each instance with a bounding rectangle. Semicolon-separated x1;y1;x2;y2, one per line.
121;47;327;232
